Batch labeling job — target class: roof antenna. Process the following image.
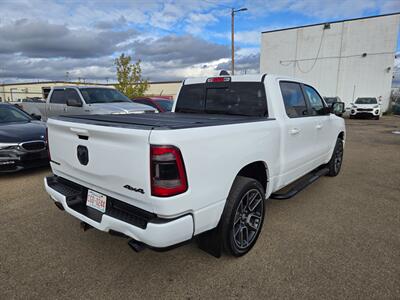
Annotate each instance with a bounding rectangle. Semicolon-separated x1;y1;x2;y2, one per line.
219;70;230;76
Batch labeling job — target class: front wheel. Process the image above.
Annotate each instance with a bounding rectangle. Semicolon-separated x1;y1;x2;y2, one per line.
220;176;266;256
327;139;344;177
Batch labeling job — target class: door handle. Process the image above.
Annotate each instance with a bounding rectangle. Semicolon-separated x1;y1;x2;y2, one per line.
316;124;323;129
290;128;301;135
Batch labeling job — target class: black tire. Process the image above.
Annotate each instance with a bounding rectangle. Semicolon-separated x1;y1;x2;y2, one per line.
220;176;265;257
327;139;344;177
375;116;380;120
349;115;354;119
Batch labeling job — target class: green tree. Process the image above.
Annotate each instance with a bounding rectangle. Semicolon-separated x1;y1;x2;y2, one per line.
114;53;148;98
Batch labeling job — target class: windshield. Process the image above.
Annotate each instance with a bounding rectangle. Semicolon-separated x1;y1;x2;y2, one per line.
154;99;173;111
80;88;131;104
175;82;267;117
355;98;377;104
0;106;31;123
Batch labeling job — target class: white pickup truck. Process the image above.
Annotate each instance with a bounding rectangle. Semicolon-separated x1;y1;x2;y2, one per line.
16;86;154;121
44;74;345;257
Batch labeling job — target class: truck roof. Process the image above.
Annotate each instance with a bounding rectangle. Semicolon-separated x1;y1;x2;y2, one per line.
52;85;114;90
183;73;303;85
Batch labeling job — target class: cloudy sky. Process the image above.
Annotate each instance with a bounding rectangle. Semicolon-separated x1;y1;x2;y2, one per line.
0;0;399;84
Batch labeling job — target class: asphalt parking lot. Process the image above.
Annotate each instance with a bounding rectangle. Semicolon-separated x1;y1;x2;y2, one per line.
1;116;399;299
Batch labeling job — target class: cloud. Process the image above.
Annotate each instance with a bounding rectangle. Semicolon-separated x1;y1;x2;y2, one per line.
0;0;398;84
133;35;230;66
216;53;260;74
0;33;232;82
95;16;128;30
0;19;136;58
243;0;378;19
0;54;115;81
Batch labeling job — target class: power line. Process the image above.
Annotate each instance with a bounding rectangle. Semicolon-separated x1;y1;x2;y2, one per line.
280;51;396;65
296;27;326;73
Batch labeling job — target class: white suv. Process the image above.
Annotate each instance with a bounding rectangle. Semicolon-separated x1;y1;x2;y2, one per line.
350;97;381;120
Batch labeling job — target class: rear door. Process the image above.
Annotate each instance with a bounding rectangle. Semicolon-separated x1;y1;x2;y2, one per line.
279;81;319;186
48;89;68;118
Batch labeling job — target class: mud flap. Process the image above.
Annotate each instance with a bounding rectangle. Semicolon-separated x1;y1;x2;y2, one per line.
197;225;222;258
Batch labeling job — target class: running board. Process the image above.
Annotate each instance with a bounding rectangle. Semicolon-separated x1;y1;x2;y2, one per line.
270;168;329;200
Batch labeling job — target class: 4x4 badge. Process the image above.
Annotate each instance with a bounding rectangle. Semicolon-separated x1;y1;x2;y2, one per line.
123;185;144;194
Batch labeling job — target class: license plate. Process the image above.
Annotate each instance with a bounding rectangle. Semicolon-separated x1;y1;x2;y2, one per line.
86;189;107;213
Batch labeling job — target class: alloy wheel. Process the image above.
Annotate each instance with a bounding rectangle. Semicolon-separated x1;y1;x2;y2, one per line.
232;189;264;250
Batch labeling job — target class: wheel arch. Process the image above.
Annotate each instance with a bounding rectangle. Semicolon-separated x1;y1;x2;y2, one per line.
338;131;345;140
236;161;269;193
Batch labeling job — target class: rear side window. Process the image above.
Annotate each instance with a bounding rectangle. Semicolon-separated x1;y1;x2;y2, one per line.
303;85;325;116
176;82;267;116
280;82;308;118
49;90;67;104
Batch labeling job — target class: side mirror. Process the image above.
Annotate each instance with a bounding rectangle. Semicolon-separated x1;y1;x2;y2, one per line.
66;99;82;107
331;102;345;116
31;114;41;120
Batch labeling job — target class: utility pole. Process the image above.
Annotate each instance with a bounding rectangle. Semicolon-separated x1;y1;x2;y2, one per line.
231;7;247;75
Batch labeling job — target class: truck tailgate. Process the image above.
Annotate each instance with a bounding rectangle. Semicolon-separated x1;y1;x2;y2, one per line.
47;118;153;212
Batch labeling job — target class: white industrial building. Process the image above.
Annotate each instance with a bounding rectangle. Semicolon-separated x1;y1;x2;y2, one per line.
260;13;400;111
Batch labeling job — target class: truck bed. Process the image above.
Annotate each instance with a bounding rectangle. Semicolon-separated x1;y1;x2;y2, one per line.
55;112;272;130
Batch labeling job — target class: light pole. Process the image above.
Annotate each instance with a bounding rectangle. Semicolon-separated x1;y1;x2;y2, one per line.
231;7;247;75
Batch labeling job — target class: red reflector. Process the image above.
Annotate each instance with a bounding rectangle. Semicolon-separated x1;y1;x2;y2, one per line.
207;77;231;83
150;145;188;197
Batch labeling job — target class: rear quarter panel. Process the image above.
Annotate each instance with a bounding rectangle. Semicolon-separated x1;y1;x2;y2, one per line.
149;120;281;221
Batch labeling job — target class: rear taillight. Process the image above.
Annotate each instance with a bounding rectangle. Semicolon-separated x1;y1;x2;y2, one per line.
150;145;187;197
45;127;51;160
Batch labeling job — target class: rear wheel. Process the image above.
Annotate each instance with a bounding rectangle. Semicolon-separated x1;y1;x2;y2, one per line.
327;139;344;177
374;115;380;120
220;176;265;256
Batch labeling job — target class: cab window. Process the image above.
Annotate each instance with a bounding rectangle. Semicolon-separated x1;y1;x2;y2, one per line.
49;90;67;104
303;85;325;116
66;89;82;103
279;82;308;118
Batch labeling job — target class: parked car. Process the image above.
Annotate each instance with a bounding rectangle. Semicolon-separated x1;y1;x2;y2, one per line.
44;74;345;257
132;97;174;112
16;86;155;121
393;98;400;115
0;103;48;172
350;97;381;119
324;97;344;116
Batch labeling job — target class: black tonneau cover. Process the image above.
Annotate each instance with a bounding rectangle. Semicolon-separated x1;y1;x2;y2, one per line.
55;112;272;130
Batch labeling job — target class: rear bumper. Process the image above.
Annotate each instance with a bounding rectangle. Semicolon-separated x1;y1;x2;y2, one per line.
44;175;194;248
